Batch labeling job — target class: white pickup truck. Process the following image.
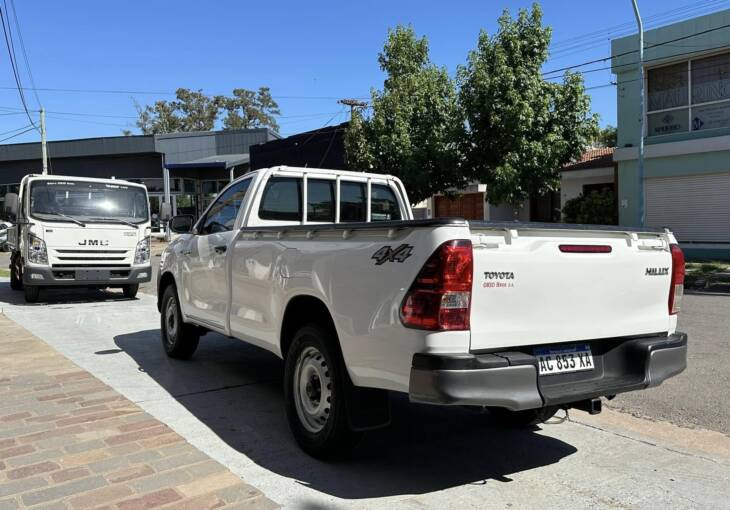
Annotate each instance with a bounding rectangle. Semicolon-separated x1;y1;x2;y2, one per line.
157;166;687;458
4;174;152;302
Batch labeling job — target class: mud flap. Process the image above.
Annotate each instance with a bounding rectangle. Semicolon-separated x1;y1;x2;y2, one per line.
343;378;391;432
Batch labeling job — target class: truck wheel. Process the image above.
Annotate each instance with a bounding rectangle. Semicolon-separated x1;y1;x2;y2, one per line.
10;255;22;290
489;406;559;427
160;284;200;359
24;285;40;303
123;284;139;299
284;324;361;459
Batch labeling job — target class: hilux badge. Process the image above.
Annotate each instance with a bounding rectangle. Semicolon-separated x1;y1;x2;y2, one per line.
645;267;669;276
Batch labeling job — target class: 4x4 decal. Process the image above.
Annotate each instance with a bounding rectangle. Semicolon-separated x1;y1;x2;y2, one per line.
372;244;413;265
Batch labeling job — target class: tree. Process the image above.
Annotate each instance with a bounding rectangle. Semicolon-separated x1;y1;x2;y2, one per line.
132;87;280;135
594;125;617;147
345;26;466;204
458;4;598;207
218;87;280;132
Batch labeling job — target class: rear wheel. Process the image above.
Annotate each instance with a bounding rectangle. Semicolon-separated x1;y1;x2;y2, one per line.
160;284;200;359
489;406;559;427
10;254;22;290
284;324;361;459
123;284;139;299
24;285;40;303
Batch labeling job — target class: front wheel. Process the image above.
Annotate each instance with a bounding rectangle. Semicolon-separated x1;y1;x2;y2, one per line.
24;285;40;303
284;324;361;459
489;406;560;427
160;284;200;359
123;284;139;299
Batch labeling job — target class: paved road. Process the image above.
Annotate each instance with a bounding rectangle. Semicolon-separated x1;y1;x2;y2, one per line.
0;283;729;509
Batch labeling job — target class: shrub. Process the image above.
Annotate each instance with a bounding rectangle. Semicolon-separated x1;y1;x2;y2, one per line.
562;189;617;225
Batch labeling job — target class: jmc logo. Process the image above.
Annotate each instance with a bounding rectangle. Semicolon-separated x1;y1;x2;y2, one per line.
78;240;110;247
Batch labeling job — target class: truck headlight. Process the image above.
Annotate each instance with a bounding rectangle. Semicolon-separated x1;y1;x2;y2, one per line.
134;236;150;264
28;234;48;265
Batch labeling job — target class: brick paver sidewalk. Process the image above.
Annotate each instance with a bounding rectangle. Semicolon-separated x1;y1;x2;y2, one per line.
0;314;278;510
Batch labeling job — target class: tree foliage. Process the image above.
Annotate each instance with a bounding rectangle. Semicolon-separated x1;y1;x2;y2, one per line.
593;125;617;147
347;5;598;207
134;87;280;135
458;4;599;206
562;189;618;225
344;26;465;204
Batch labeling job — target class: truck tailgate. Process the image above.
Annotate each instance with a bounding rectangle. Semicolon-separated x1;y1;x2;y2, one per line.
468;226;673;351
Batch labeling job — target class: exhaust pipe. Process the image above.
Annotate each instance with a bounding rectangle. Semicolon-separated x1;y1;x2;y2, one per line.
569;398;602;415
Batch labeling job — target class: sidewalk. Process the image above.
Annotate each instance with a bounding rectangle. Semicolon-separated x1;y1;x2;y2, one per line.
0;314;277;510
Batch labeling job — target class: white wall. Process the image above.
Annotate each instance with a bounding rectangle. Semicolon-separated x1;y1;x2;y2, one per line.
560;166;614;207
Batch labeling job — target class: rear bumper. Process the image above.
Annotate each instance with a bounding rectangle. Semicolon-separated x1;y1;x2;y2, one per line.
409;332;687;410
23;265;152;286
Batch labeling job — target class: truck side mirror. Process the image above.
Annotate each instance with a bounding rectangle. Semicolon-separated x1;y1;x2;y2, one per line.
160;202;172;221
3;193;18;220
169;215;194;234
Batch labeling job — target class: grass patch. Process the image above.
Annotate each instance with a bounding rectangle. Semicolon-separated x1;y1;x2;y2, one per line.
0;269;9;277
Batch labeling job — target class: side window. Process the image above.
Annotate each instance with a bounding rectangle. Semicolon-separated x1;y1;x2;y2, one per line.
200;178;251;235
371;184;401;222
259;177;302;221
307;179;334;222
339;181;366;222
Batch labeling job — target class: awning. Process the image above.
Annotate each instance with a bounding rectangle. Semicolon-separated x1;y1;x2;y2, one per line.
164;153;250;170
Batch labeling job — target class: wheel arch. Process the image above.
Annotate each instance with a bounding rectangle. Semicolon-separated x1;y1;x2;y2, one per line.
157;271;177;312
279;294;339;361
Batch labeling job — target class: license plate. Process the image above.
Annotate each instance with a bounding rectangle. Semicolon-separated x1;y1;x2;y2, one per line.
535;344;594;376
76;270;109;281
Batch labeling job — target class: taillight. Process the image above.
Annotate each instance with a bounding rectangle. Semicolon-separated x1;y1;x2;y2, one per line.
669;244;685;315
400;240;473;331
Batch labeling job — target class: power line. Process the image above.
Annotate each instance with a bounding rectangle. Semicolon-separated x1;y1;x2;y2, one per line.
7;0;39;108
542;21;730;77
0;124;34;142
0;3;36;131
0;85;368;101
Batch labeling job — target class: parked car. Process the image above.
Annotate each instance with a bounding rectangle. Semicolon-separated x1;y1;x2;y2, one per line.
157;166;687;458
0;221;12;251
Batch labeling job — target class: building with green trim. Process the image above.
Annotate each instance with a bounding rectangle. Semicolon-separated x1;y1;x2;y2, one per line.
612;9;730;260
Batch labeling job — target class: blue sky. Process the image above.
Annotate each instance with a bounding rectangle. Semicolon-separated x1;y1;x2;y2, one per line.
0;0;727;143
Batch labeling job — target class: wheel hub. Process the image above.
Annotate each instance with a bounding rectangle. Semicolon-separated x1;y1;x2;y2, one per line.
293;346;332;433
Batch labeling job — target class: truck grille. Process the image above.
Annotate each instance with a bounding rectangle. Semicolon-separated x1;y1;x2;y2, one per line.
51;264;131;268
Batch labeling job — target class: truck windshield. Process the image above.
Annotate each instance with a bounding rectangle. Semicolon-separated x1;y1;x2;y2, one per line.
29;180;148;225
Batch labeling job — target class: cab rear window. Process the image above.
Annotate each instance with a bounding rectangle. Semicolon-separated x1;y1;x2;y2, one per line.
259;177;302;221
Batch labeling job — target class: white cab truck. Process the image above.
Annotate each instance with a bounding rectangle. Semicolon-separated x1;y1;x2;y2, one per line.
157;166;687;458
3;175;152;302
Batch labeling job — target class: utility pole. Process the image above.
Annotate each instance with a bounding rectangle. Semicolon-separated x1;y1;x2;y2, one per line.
632;0;645;226
338;98;368;119
40;107;48;175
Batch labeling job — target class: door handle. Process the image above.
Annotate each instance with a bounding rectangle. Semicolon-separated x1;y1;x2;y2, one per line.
214;245;227;254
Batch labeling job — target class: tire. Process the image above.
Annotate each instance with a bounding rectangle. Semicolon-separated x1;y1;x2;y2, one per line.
283;324;361;459
123;284;139;299
24;285;40;303
160;284;200;359
10;255;22;291
489;406;560;427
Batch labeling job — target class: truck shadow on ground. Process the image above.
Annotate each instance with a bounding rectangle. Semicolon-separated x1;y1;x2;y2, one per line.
0;284;134;306
114;329;577;500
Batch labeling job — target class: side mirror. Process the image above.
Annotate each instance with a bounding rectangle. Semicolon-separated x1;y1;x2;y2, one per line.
160;202;172;221
3;193;18;220
169;215;194;234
